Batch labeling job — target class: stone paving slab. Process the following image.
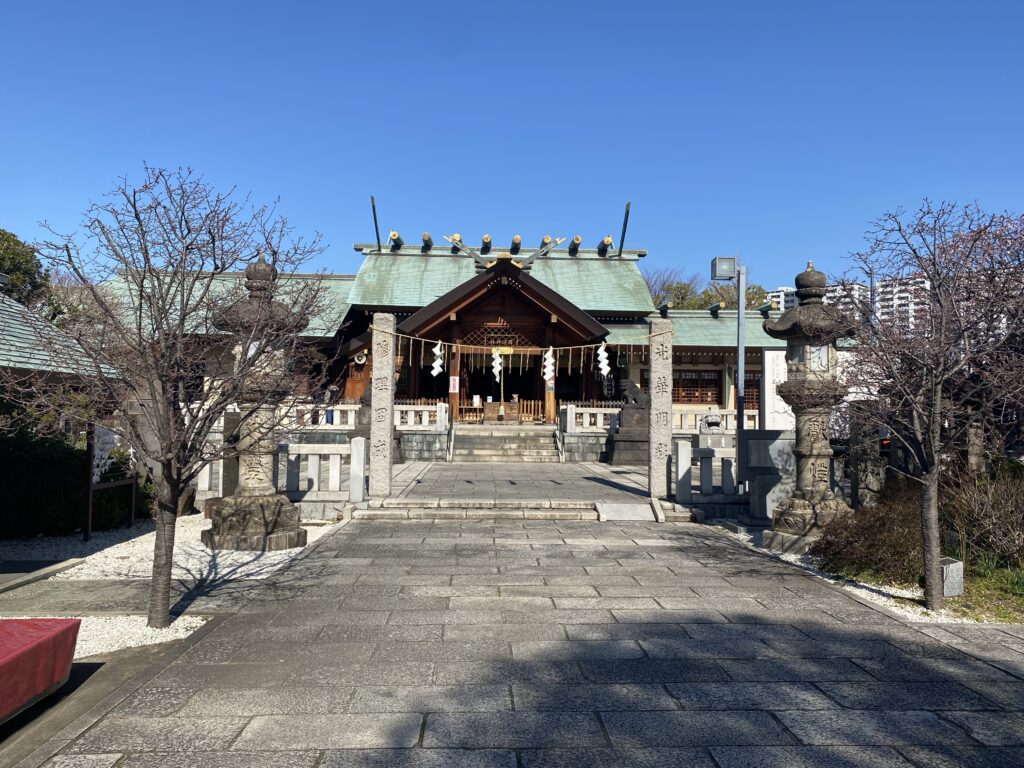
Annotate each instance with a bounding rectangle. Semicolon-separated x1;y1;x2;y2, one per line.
13;518;1024;767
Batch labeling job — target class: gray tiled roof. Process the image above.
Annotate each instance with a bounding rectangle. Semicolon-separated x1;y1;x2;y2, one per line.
0;293;94;375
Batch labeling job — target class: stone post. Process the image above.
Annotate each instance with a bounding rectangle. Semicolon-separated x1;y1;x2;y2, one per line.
699;452;714;494
369;313;396;499
349;436;366;503
648;318;673;499
722;458;736;495
674;440;692;503
565;404;577;434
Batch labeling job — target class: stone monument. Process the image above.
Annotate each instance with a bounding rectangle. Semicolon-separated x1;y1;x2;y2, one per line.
760;262;856;554
368;313;395;498
202;255;308;552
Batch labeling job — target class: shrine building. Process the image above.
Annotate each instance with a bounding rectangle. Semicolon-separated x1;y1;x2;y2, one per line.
322;232;793;435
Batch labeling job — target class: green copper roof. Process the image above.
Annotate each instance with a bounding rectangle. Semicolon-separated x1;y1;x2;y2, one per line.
602;311;786;348
98;273;355;339
665;310;786;348
0;293;93;375
348;251;654;314
348;255;476;308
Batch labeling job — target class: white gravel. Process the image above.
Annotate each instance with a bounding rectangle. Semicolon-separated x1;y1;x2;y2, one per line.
7;615;209;659
708;520;980;624
0;515;338;581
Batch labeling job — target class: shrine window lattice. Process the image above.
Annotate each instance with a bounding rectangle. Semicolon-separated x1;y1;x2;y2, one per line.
639;369;762;408
461;326;538;348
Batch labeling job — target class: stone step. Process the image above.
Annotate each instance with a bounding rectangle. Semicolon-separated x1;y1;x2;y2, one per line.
451;448;559;457
454;429;557;437
448;455;561;463
452;444;557;450
377;498;596;510
354;509;599;520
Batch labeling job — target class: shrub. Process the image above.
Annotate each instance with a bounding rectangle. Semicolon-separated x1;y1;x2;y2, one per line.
0;430;150;539
943;459;1024;570
809;477;923;584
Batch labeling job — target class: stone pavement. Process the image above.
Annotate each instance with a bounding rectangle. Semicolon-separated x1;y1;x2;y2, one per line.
393;462;649;502
13;520;1024;768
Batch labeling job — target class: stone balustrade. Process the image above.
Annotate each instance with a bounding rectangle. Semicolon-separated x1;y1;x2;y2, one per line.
561;405;621;434
393;403;448;432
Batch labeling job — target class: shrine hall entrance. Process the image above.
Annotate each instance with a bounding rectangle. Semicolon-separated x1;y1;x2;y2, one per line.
393;256;611;425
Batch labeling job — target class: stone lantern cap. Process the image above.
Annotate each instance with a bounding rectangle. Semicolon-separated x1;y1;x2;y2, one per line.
763;261;856;345
214;253;308;335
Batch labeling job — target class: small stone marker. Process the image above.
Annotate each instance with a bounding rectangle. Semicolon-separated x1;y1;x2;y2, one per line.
674;440;692;503
647;318;673;500
349;436;367;503
941;557;964;597
722;458;736;495
369;313;395;498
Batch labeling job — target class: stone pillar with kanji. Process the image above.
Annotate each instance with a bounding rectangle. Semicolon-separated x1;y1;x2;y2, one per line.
648;318;673;500
761;262;856;554
368;313;396;498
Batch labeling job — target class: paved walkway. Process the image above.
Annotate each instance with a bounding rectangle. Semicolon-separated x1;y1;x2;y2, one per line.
13;520;1024;767
394;462;649;502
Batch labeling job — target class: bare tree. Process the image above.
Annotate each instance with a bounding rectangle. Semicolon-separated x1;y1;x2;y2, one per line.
840;200;1024;611
641;266;702;307
4;166;337;627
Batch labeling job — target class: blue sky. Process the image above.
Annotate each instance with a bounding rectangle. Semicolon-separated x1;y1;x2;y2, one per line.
2;1;1022;289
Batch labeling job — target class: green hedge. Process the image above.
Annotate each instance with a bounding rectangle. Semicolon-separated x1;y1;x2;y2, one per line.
0;431;150;539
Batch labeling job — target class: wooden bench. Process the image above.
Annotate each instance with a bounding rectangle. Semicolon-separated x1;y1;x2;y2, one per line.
0;618;80;724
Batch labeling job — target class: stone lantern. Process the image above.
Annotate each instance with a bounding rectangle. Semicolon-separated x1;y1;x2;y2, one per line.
761;262;856;554
201;254;308;551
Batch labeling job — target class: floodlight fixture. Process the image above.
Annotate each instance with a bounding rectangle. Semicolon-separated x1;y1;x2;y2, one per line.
711;256;737;281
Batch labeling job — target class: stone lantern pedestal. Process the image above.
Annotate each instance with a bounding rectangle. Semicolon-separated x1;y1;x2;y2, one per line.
761;262;856;554
201;254;308;552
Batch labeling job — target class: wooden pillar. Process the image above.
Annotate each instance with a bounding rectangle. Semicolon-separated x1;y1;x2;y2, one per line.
410;339;420;399
448;343;461;421
543;329;556;424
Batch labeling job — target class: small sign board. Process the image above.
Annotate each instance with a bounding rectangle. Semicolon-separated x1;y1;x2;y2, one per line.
449;376;459;393
493;346;514;355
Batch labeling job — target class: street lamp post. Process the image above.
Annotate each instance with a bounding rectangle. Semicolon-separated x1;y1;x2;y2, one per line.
711;256;747;486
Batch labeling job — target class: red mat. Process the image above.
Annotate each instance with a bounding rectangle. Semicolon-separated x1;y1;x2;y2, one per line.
0;618;80;723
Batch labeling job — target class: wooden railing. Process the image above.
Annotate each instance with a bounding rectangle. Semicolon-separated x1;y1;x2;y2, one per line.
519;399;544;423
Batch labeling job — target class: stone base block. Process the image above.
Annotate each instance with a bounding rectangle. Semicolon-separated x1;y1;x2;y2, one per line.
762;529;817;555
200;528;307;552
203;493;306;552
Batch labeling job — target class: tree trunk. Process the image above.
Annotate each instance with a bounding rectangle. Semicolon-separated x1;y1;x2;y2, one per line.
920;469;944;612
147;478;180;628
